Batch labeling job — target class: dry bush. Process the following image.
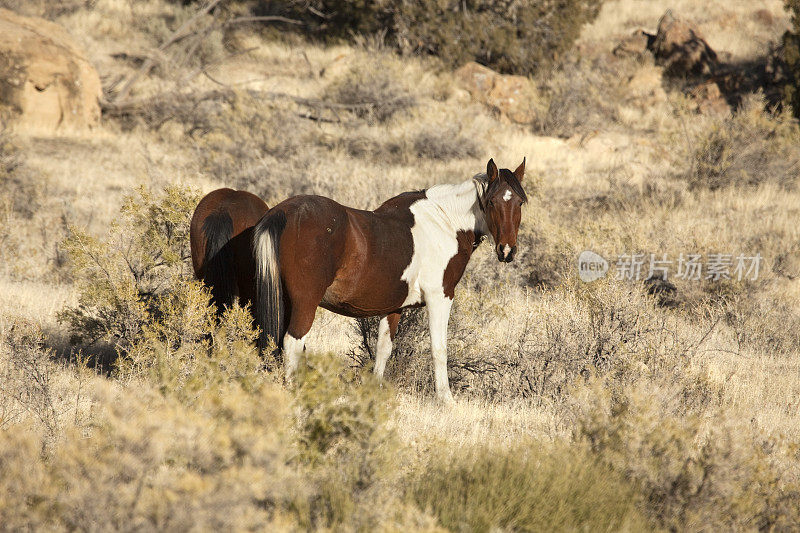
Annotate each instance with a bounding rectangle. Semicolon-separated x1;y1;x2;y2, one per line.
778;0;800;117
0;300;431;529
575;378;800;530
534;56;632;137
348;308;431;393
0;130;41;220
676;93;800;190
0;319;60;441
58;185;201;359
324;61;417;124
720;288;800;356
333;125;481;164
291;353;426;529
352;279;712;405
410;440;650;531
0;337;303;530
0;0;87;18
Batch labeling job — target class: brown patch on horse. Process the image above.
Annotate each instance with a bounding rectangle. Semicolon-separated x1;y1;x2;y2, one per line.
319;190;427;318
386;311;401;340
443;230;477;299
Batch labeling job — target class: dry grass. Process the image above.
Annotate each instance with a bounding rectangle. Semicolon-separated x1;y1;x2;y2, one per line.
1;0;800;530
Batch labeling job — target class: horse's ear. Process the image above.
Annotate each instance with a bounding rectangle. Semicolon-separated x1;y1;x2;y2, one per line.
487;159;498;183
513;157;525;181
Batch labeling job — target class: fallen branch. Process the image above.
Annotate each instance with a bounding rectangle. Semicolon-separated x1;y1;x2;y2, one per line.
108;0;301;105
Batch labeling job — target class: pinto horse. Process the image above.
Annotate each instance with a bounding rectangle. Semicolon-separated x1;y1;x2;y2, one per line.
254;159;526;402
190;188;269;314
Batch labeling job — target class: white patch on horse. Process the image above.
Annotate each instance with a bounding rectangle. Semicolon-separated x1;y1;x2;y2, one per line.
502;189;512;201
397;176;490;402
283;333;307;381
400;180;483;307
374;316;393;378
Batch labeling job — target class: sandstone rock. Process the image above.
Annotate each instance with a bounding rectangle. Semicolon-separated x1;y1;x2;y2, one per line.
689;81;730;115
649;10;718;76
0;8;102;132
454;62;538;124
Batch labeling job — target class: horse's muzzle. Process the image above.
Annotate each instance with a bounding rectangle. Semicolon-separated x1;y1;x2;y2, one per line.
496;244;517;262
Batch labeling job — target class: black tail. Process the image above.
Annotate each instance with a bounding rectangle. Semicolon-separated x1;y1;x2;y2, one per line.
201;212;235;313
253;210;287;351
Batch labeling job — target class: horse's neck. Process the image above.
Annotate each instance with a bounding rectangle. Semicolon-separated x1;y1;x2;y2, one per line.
424;179;486;237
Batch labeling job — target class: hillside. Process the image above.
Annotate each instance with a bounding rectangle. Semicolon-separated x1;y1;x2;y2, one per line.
2;0;800;530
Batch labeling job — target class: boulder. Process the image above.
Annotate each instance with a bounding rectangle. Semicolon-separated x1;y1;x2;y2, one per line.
649;10;718;76
689;81;730;115
0;8;102;132
454;62;538;124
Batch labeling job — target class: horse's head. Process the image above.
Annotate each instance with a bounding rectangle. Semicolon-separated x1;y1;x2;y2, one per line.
481;158;527;262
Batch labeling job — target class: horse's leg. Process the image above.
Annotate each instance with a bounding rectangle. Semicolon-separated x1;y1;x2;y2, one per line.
283;292;324;382
426;294;454;404
374;311;400;379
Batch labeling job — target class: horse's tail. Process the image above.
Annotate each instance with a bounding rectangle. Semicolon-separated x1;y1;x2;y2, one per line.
254;210;287;352
201;211;236;312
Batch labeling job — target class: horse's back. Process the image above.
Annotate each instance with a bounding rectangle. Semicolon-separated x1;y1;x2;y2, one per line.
266;193;421;317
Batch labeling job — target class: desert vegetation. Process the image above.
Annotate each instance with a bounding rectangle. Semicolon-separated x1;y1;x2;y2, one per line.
2;0;800;530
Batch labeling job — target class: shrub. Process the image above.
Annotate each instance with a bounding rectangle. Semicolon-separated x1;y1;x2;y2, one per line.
243;0;602;75
779;0;800;117
58;185;201;360
293;352;413;529
0;348;302;531
350;278;711;404
324;60;417;124
0;319;60;442
675;93;800;190
0;129;40;220
410;439;650;531
534;56;629;137
387;0;602;76
576;379;800;530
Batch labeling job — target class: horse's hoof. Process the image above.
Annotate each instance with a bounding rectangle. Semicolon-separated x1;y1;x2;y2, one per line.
437;393;455;406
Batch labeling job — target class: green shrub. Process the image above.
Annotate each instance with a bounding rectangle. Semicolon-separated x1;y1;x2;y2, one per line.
410;440;650;531
59;185;201;360
246;0;602;75
293;352;410;529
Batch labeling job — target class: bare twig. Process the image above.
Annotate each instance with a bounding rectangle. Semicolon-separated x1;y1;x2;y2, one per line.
113;0;224;103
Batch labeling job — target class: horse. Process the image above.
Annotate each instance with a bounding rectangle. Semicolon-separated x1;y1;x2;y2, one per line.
253;158;527;402
190;188;269;315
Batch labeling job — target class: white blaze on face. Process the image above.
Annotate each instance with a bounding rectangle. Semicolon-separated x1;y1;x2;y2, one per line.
502;189;512;202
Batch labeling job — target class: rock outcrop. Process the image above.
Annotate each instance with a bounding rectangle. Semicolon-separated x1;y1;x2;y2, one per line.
649;10;719;76
0;8;102;132
454;62;538;124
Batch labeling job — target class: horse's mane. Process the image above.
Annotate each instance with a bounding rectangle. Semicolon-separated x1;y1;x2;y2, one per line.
474;170;528;203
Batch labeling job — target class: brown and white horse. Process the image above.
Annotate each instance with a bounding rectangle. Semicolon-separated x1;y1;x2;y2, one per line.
190;188;269;315
253;159;526;402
